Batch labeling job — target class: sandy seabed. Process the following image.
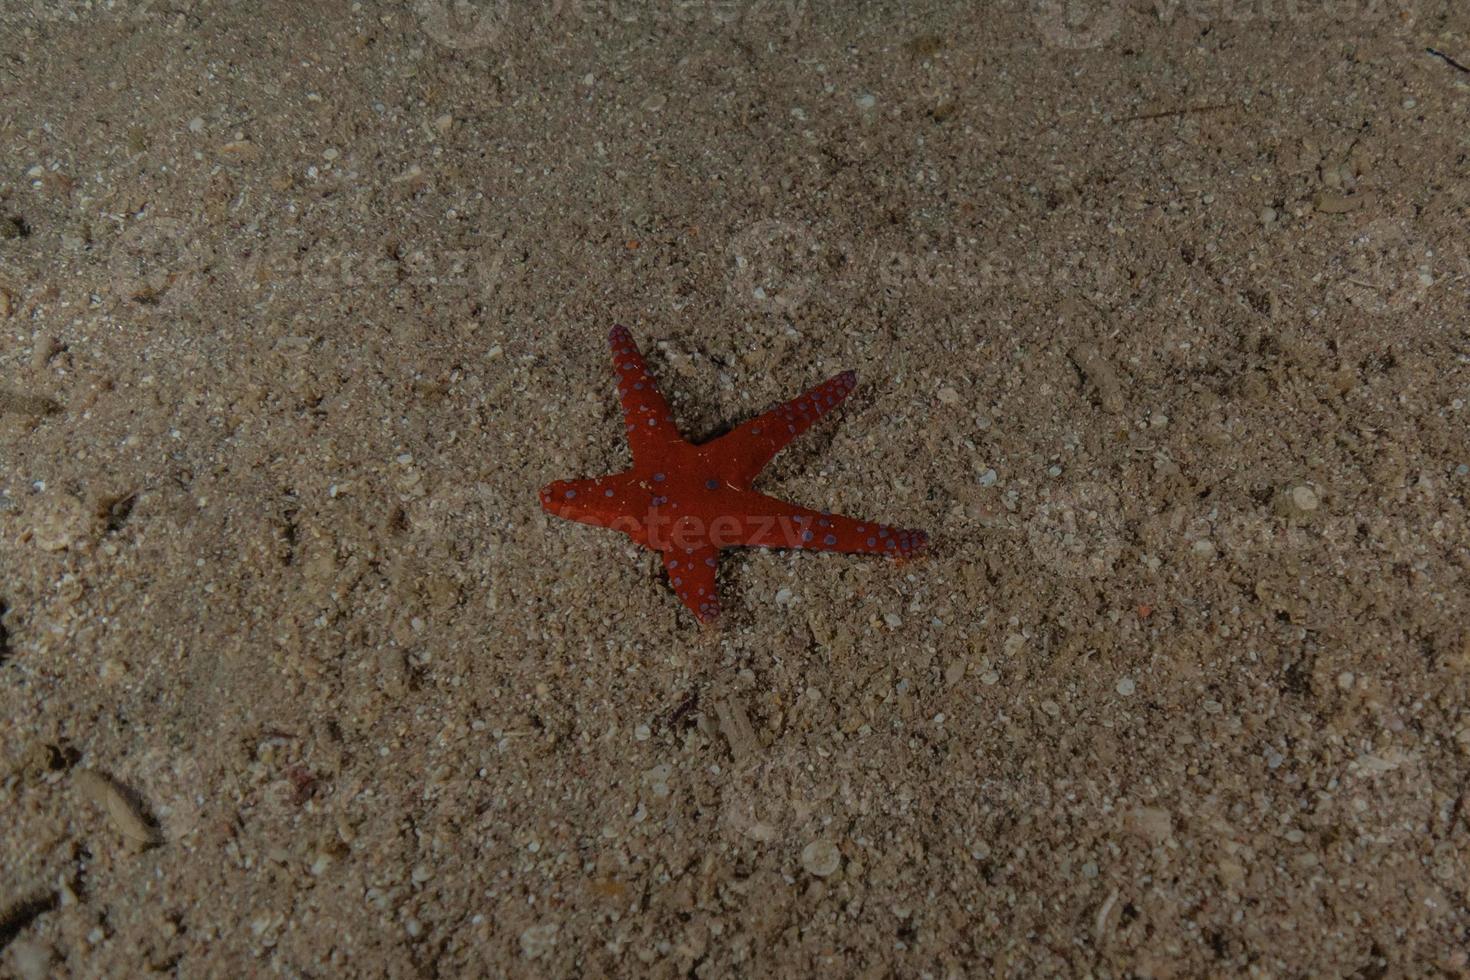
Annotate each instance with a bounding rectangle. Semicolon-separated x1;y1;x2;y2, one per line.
2;1;1469;976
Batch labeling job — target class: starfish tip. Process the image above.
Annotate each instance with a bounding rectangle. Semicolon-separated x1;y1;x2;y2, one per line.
538;480;578;515
893;529;932;562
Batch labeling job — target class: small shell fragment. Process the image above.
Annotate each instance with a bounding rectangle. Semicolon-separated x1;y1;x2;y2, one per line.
73;769;160;847
1313;190;1370;214
1069;342;1124;414
715;697;760;765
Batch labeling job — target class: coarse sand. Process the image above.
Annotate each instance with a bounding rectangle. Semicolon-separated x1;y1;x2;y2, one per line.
2;1;1469;976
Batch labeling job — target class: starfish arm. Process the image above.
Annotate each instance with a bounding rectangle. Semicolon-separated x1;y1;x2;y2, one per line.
713;491;928;557
608;325;684;466
540;473;650;546
707;370;857;482
662;545;722;623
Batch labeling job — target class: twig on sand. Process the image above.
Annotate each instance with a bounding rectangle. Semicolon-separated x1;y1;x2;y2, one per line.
1426;48;1470;74
1117;103;1231;124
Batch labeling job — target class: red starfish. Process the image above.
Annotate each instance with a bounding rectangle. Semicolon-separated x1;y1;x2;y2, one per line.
540;326;929;624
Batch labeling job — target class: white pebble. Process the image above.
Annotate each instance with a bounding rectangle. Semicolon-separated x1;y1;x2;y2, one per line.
643;763;672;799
855;93;876;109
519;922;559;959
1115;677;1136;696
800;838;842;877
1274;483;1320;519
7;939;51;980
